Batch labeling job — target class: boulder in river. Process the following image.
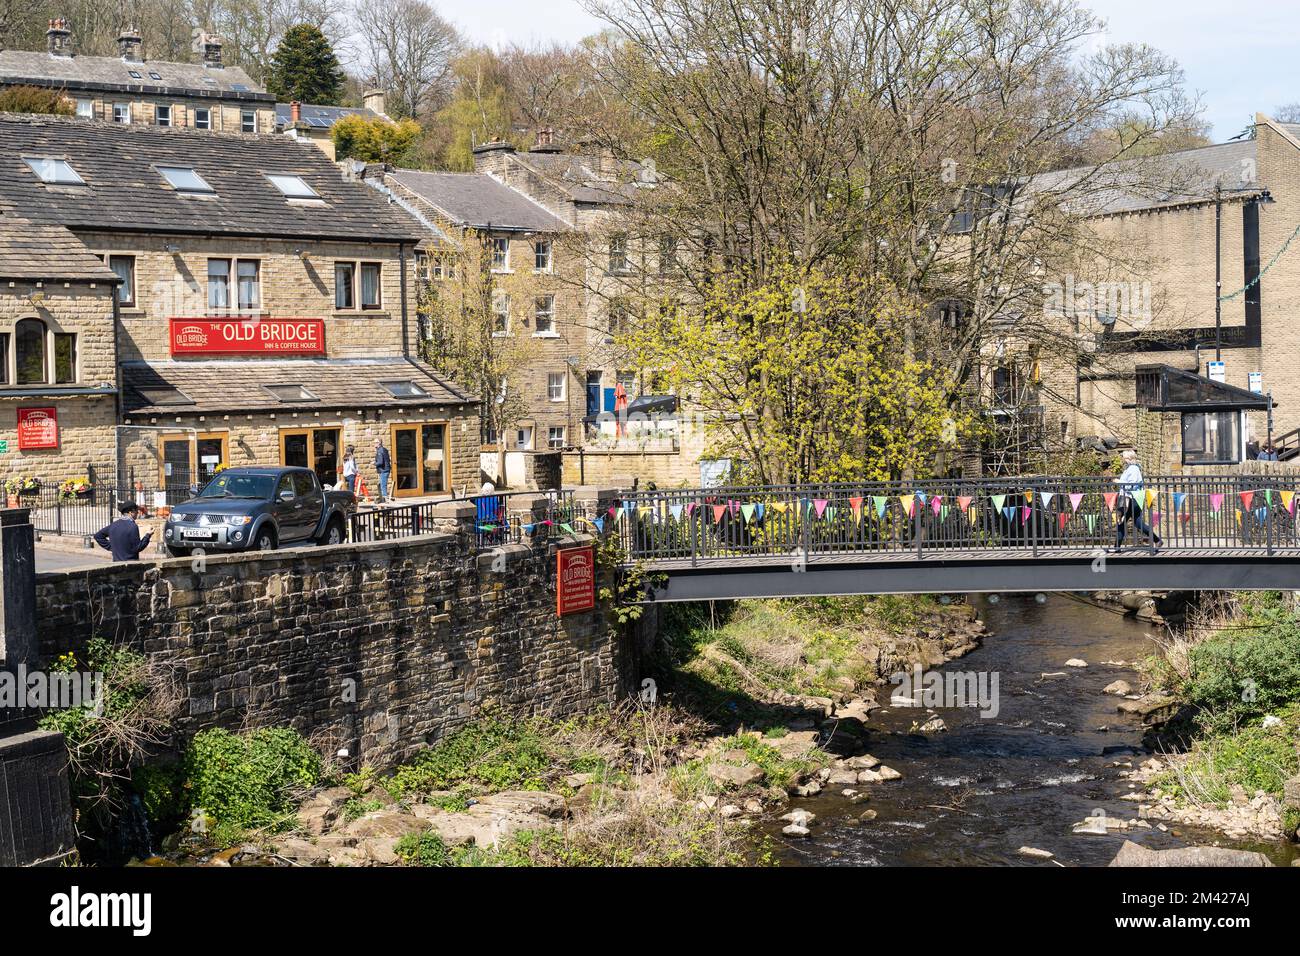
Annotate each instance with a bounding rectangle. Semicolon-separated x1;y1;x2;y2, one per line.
1065;658;1088;668
1103;679;1133;696
1109;840;1273;867
782;823;811;838
1018;846;1055;860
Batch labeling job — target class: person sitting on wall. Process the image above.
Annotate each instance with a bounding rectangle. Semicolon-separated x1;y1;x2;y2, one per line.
1256;443;1279;462
93;503;153;562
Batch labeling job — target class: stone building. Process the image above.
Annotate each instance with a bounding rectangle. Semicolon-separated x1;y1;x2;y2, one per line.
0;216;119;487
0;20;275;134
1026;112;1300;472
276;92;390;161
0;112;478;500
375;164;579;466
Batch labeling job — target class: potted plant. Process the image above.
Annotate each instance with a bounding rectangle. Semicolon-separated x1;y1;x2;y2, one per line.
5;476;41;504
59;476;94;502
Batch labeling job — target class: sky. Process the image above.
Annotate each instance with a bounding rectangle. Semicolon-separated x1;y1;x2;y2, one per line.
434;0;1291;143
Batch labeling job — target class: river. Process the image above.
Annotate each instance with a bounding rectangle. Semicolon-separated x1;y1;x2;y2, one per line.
771;593;1299;867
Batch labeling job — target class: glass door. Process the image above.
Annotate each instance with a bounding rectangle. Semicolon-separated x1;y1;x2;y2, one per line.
195;434;227;488
392;426;421;496
281;430;310;469
161;438;192;503
421;423;447;494
312;428;340;487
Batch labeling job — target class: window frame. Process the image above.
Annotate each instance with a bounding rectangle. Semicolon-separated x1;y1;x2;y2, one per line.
490;236;510;272
492;291;511;336
359;262;382;310
206;257;261;313
108;254;136;308
547;371;565;402
240;110;256;133
534;239;552;272
194;107;211;130
608;233;629;274
333;261;382;311
155;104;172;127
24;157;84;186
266;173;319;199
334;262;356;310
11;318;77;387
75;98;94;120
547;426;565;450
534;294;556;336
157;165;214;194
1181;411;1242;466
112;102;131;124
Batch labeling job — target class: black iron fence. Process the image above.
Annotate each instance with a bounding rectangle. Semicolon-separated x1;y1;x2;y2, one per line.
613;474;1300;564
347;489;577;548
20;483;198;538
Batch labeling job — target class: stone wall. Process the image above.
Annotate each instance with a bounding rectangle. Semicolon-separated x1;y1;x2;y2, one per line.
31;505;631;768
75;98;276;134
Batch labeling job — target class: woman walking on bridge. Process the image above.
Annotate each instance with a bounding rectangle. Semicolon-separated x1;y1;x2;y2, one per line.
1114;449;1160;550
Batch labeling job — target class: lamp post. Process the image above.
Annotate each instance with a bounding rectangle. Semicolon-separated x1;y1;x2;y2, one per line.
1214;181;1222;362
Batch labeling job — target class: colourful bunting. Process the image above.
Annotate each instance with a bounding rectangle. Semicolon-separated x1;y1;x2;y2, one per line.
1180;512;1191;524
939;505;950;521
593;517;605;533
712;504;727;522
560;523;575;534
1039;491;1055;509
670;504;684;522
900;495;916;518
1209;493;1224;513
872;496;888;519
1001;506;1016;523
1172;492;1186;513
1023;490;1034;504
813;498;829;518
1020;506;1031;523
1264;490;1274;506
930;496;943;515
1069;493;1084;513
915;492;928;506
957;495;973;513
990;494;1007;511
686;502;698;517
1103;492;1118;510
1145;489;1156;509
1239;490;1255;511
770;502;788;514
740;504;756;524
755;503;765;521
1057;512;1069;531
969;507;979;526
1282;490;1296;515
1084;514;1097;533
848;496;864;515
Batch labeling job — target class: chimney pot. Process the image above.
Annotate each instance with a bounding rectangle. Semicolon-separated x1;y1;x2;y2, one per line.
290;101;301;123
117;25;142;62
363;88;387;117
200;31;223;68
46;17;73;57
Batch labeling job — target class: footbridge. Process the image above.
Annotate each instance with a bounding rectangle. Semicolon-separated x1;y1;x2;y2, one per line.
607;475;1300;601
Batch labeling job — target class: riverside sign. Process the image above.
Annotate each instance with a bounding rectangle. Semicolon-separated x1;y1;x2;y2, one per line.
557;544;595;616
169;317;326;356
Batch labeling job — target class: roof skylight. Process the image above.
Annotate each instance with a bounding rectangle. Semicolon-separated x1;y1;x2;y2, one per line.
24;157;84;185
266;174;319;199
157;166;214;194
380;381;429;398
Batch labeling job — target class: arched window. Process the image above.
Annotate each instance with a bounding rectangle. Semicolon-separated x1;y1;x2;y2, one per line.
15;318;46;385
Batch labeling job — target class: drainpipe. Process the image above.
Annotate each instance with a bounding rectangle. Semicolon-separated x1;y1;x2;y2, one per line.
399;242;409;358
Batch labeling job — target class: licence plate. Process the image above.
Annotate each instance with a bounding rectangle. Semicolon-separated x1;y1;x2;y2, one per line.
181;529;217;539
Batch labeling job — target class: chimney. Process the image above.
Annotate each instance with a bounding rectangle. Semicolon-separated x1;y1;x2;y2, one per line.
471;137;516;175
290;101;301;124
117;26;142;62
46;18;73;57
200;31;223;68
363;89;387;117
532;127;562;153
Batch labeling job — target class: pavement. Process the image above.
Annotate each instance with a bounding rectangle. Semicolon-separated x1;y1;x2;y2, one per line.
36;543;111;572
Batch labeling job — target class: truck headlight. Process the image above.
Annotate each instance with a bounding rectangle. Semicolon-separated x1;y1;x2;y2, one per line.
224;515;253;526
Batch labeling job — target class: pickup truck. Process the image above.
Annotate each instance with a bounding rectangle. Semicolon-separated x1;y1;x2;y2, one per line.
162;466;355;557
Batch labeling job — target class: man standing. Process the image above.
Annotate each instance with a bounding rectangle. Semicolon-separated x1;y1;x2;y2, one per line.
374;438;391;501
93;503;153;562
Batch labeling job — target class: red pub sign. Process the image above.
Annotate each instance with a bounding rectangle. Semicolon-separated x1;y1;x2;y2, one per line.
169;317;325;356
16;406;59;450
556;544;596;616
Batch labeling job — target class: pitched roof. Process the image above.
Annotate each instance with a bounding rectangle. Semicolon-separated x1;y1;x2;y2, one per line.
388;169;570;233
275;103;382;131
0;50;270;101
0;113;424;242
0;214;118;282
120;358;476;416
514;151;649;205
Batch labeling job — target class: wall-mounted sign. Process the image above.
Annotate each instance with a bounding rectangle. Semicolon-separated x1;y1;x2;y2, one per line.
16;407;59;450
1248;371;1263;394
557;544;596;616
0;439;8;454
1206;361;1226;383
169;318;325;356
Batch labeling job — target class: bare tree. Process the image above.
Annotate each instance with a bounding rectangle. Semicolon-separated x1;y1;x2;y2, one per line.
352;0;459;119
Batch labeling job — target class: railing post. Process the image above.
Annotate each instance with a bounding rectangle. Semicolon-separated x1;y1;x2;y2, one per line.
915;493;923;559
1267;488;1274;556
1031;487;1038;559
690;501;698;567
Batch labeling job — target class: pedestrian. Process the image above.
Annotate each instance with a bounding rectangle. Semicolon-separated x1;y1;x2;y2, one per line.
1256;443;1279;462
374;438;391;501
93;502;154;562
1114;449;1160;550
342;445;358;494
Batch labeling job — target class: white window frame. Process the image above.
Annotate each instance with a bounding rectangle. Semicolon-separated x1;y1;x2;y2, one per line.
107;254;136;308
547;372;565;402
207;257;261;313
112;102;131;124
24;157;84;185
490;236;510;272
333;260;382;311
157;165;214;194
534;239;552;272
194;107;211;130
266;173;319;199
241;110;256;133
75;98;94;119
156;104;172;127
534;294;556;336
492;292;511;336
547;426;565;450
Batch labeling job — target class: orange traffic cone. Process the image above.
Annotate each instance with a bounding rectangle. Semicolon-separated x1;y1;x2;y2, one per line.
355;475;370;502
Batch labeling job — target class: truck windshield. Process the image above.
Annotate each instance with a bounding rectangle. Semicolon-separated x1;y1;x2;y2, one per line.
196;473;276;499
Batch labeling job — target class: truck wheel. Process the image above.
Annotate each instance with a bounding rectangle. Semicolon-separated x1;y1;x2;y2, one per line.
318;519;345;546
253;528;277;551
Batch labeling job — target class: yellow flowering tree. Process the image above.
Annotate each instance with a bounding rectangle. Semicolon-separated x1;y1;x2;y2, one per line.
628;262;979;484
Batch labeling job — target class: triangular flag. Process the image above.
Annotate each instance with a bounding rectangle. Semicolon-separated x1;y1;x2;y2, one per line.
1282;490;1296;515
1084;514;1097;532
729;499;740;516
1069;493;1084;513
1256;507;1267;522
771;501;787;514
1040;492;1055;509
1172;492;1186;513
560;523;575;534
939;505;950;521
873;496;888;519
957;495;973;513
1002;506;1016;523
712;504;727;522
1057;512;1069;531
1023;490;1034;504
686;502;697;517
608;505;617;517
637;505;651;517
624;500;636;514
930;496;943;515
1020;506;1031;523
740;504;755;523
593;517;605;533
1145;489;1156;509
1209;493;1224;513
754;503;765;521
1264;489;1274;506
1103;492;1118;510
915;492;928;506
990;494;1007;511
1239;490;1254;511
670;504;684;521
523;523;536;534
969;507;979;526
1179;512;1191;524
848;496;864;514
814;498;828;518
826;506;837;521
900;495;915;518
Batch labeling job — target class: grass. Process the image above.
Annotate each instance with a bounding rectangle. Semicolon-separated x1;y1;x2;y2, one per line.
1152;704;1300;808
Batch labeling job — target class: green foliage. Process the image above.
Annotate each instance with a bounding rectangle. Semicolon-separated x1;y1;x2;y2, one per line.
331;114;422;164
266;24;344;105
182;728;322;834
386;716;558;798
0;85;74;115
429;49;514;171
394;831;454;866
340;797;385;823
594;531;665;625
1178;593;1300;734
1153;704;1300;806
131;762;187;830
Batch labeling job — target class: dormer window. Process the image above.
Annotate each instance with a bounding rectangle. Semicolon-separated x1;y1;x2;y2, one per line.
24;157;84;185
266;174;318;199
157;165;214;194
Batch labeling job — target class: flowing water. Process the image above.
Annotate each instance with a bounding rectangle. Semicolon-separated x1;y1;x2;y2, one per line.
772;593;1299;867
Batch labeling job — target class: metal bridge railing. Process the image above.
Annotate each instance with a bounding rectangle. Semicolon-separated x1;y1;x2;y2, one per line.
611;475;1300;565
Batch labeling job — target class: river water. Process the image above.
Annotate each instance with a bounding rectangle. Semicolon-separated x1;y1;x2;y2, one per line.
773;593;1299;867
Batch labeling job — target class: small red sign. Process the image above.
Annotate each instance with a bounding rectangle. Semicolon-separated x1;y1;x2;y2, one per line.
557;545;596;616
169;317;325;356
17;406;59;450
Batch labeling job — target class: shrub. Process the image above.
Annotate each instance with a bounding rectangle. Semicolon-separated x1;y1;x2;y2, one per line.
394;832;453;867
386;717;554;797
183;727;322;833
